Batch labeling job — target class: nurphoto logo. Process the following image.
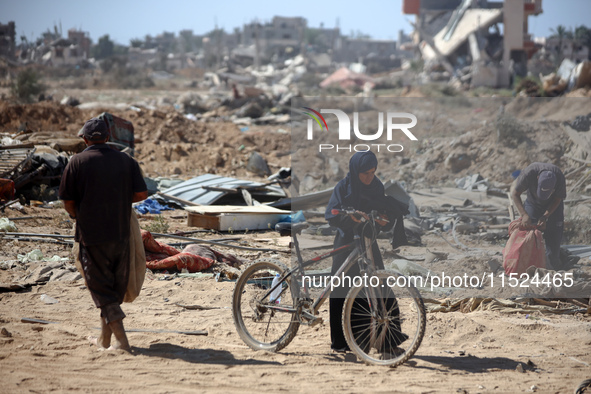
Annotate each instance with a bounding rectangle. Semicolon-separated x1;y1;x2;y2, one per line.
302;107;418;153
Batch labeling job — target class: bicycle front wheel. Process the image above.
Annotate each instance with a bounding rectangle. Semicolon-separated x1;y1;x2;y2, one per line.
342;269;426;367
232;260;300;352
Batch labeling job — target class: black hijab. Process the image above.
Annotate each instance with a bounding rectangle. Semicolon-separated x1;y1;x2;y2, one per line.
325;151;385;222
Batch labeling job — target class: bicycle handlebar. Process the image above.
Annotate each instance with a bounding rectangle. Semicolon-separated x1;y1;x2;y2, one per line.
330;209;389;224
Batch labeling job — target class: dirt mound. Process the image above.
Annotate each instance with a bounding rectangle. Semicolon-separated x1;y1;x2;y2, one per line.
400;116;570;186
0;101;85;134
0;101;291;179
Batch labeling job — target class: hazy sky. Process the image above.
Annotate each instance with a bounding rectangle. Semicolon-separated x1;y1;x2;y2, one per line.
1;0;590;45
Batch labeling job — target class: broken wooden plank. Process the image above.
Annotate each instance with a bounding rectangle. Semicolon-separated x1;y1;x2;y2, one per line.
0;143;36;150
92;327;208;336
174;302;227;310
187;211;285;232
186;205;290;232
21;317;58;324
562;124;591;153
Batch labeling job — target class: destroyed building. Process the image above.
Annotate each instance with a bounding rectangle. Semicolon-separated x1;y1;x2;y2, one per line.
7;15;411;73
240;16;307;65
404;0;543;88
0;21;16;60
41;30;91;67
539;36;590;64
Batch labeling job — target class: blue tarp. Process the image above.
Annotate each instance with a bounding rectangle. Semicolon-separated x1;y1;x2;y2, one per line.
134;198;175;214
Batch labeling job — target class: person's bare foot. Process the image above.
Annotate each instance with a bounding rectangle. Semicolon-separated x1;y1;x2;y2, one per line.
87;335;107;350
88;318;112;349
107;319;130;351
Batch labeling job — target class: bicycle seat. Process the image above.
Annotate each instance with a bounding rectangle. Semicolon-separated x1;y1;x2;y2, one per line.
291;222;309;234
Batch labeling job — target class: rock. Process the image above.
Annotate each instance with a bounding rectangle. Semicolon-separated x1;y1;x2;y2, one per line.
445;153;471;172
328;157;343;178
424;249;448;264
176;92;207;114
50;138;87;153
487;258;502;272
49;269;80;282
28;265;53;283
516;363;525;373
39;294;59;304
0;327;12;337
568;113;591;132
455;222;479;234
236;102;264;119
60;96;80;106
56;271;82;282
245;152;270;176
48;261;65;270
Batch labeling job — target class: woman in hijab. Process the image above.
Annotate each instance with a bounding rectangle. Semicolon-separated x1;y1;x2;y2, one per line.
325;151;408;352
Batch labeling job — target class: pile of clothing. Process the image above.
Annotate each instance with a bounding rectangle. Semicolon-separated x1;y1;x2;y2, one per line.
141;230;242;272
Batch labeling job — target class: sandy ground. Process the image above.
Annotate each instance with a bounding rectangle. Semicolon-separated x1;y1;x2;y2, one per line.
1;266;590;393
1;87;590;393
1;200;590;394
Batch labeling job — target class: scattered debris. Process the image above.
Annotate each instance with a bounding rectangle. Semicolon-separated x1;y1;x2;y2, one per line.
158;174;286;207
185;205;291;232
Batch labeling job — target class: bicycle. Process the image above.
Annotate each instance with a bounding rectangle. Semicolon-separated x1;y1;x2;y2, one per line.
232;209;426;366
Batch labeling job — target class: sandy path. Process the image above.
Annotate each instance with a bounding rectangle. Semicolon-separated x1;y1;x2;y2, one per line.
1;275;590;393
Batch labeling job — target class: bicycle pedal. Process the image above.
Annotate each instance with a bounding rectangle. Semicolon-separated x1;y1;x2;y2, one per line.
309;317;323;327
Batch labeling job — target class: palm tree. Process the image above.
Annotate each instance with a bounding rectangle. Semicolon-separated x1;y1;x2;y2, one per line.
574;25;591;60
550;25;567;63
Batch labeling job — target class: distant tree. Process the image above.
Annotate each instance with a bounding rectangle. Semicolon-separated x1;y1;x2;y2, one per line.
10;68;46;103
179;30;194;52
113;44;128;56
550;25;568;62
574;25;591;59
158;31;177;53
144;34;156;49
92;34;115;59
206;27;225;42
130;38;143;48
349;29;371;40
305;28;321;45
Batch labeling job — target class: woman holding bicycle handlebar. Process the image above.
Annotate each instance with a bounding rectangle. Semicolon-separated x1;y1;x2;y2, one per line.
325;151;409;353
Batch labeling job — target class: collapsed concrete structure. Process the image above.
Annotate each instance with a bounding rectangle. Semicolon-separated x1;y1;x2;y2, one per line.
0;21;16;61
404;0;543;88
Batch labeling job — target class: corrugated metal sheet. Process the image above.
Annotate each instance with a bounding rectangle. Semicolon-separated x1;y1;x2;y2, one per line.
0;145;36;179
563;245;591;258
160;174;285;206
273;187;333;210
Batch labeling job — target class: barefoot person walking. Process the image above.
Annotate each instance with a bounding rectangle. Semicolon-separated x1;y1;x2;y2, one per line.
59;118;147;350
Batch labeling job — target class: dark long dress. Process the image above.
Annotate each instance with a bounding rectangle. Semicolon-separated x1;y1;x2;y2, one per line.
325;152;408;351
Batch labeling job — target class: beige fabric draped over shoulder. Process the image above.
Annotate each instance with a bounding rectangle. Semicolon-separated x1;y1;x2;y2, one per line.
73;210;145;303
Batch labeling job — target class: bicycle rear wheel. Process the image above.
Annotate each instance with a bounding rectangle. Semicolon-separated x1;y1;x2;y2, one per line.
342;269;426;366
232;260;300;352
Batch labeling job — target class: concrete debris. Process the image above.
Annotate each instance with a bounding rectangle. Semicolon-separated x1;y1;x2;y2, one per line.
157;174;286;207
0;253;82;285
445;153;471;173
245;152;271;177
540;60;591;96
409;0;543;89
320;67;376;91
59;96;80;107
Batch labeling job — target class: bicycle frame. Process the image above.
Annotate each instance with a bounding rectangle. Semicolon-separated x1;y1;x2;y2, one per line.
260;220;381;320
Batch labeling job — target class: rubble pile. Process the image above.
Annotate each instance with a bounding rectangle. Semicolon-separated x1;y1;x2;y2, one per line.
0;100;291;180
